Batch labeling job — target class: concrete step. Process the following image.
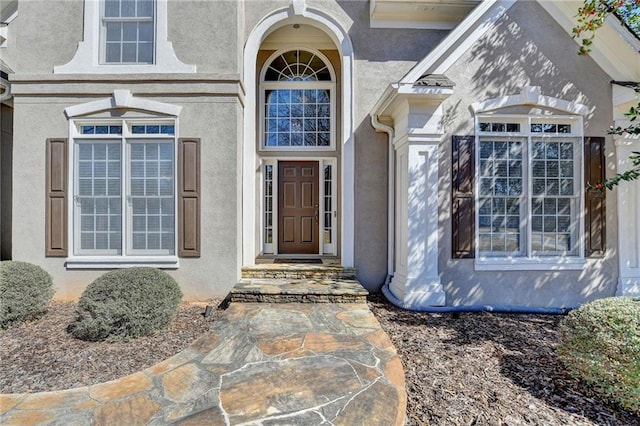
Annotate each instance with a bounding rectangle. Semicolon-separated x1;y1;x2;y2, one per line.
229;278;369;303
241;264;357;280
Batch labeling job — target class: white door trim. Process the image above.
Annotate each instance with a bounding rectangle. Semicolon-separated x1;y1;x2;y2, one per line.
242;6;354;273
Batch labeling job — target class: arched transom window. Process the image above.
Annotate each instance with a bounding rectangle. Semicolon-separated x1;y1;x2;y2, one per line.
262;50;334;149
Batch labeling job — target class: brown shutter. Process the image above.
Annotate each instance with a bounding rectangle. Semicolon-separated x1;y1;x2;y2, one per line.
45;138;68;256
178;138;201;257
584;136;606;257
452;135;475;258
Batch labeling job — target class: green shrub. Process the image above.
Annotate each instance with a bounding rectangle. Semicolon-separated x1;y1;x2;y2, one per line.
69;267;182;341
0;261;54;330
558;297;640;413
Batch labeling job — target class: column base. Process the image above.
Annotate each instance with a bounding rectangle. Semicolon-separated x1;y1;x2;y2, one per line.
616;278;640;297
389;273;446;308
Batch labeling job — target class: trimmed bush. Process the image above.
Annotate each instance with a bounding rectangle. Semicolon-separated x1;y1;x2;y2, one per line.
558;297;640;413
69;267;182;341
0;261;54;330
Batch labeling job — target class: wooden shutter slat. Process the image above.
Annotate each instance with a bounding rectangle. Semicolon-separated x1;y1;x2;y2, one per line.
46;138;68;257
178;138;200;257
584;136;606;258
452;135;475;258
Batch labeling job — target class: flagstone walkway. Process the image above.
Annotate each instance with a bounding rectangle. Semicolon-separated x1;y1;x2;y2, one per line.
0;298;406;425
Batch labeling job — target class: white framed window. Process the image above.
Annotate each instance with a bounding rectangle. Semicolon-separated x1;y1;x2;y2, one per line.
70;119;177;263
102;0;155;64
54;0;195;74
475;115;585;270
260;49;336;151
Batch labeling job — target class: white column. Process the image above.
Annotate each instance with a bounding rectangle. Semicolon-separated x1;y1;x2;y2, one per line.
389;134;445;307
612;85;640;297
616;137;640;297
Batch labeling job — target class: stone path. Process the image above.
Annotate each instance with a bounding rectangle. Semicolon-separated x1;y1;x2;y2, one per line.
0;298;406;424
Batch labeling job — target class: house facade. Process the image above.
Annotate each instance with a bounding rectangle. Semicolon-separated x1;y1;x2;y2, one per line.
1;0;638;307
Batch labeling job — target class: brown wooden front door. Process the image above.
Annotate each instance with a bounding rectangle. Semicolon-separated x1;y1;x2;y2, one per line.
278;161;319;254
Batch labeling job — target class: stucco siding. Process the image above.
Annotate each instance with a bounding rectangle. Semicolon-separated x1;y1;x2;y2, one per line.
10;90;242;300
438;0;618;307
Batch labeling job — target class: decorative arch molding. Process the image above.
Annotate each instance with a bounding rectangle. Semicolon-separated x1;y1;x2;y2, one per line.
242;2;355;268
471;85;590;115
64;89;182;118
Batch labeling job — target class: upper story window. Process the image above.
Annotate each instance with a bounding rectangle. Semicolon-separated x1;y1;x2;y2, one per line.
261;50;335;150
54;0;195;74
476;115;583;261
102;0;155;64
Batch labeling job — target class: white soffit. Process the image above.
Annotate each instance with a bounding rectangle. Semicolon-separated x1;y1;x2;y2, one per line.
535;0;640;81
399;0;516;84
370;0;481;29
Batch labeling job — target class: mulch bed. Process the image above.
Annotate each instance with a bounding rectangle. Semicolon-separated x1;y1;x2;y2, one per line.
0;299;223;394
1;295;638;426
367;293;639;426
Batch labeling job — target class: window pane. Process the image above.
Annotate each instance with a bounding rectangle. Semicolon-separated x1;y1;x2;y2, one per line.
138;43;153;63
122;23;137;41
122;43;137;62
104;0;120;17
121;0;136;17
75;142;122;254
137;0;153;17
106;23;121;42
106;43;121;63
127;141;175;255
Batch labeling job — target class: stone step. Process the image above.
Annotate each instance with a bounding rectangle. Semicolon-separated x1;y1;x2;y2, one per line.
241;264;357;280
229;278;369;303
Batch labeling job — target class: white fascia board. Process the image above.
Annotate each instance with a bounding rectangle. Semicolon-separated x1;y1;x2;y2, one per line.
536;0;640;81
400;0;516;84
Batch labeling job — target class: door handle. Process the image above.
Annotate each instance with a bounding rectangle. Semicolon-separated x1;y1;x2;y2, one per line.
315;209;319;224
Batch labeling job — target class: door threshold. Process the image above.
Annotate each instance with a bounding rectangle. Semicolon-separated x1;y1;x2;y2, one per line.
255;255;341;265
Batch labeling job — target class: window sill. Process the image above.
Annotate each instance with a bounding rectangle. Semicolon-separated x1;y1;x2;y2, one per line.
475;257;586;271
65;256;179;270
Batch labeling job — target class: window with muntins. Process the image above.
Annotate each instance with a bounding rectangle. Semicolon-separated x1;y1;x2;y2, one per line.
73;120;176;256
476;116;582;260
262;50;334;149
102;0;155;64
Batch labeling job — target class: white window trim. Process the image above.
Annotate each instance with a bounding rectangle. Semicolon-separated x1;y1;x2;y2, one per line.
474;114;586;271
259;48;337;152
54;0;195;74
66;116;180;269
260;157;337;256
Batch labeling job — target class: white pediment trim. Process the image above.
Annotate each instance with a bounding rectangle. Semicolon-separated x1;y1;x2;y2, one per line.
65;89;182;118
400;0;516;84
471;85;589;115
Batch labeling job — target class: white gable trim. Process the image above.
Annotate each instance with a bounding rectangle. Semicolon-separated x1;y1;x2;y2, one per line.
471;86;590;116
400;0;516;84
65;89;182;118
535;1;640;82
